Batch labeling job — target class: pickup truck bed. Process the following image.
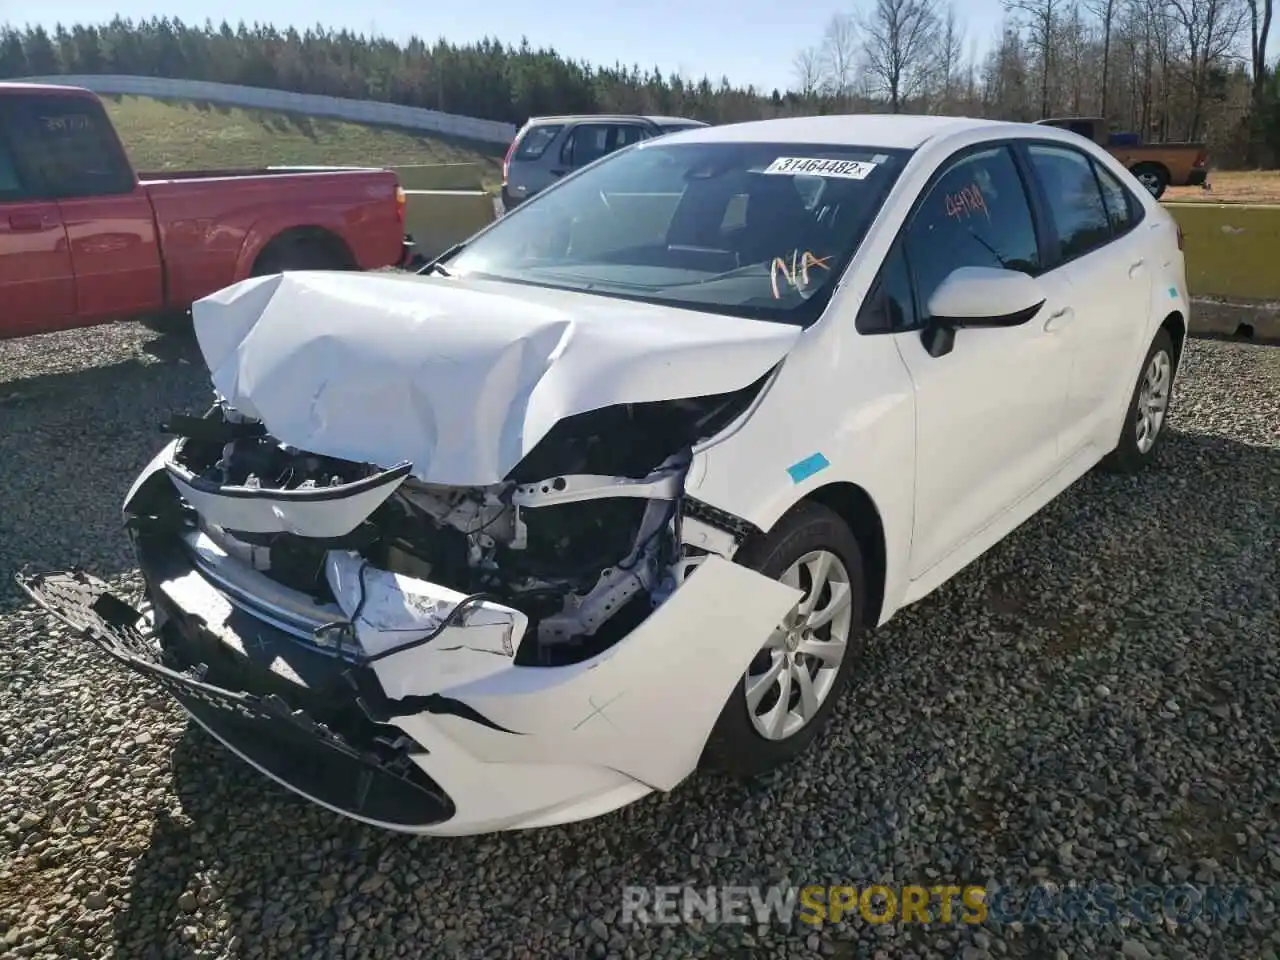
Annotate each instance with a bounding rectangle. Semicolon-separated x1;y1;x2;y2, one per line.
0;83;409;339
1036;117;1208;199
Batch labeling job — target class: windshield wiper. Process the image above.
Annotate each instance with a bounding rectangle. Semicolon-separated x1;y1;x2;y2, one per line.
416;242;465;277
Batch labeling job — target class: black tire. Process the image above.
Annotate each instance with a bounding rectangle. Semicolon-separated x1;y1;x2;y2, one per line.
1101;328;1177;474
1131;162;1169;200
700;501;866;779
252;234;354;276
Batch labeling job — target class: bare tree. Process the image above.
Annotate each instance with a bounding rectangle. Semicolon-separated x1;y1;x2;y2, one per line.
1060;3;1089;113
859;0;942;111
1244;0;1273;160
1085;0;1121;117
793;46;823;97
1165;0;1248;139
819;13;860;107
935;3;966;111
1004;0;1065;117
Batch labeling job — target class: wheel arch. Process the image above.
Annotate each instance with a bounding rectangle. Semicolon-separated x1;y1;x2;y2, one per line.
1161;309;1186;369
250;224;357;276
800;481;888;630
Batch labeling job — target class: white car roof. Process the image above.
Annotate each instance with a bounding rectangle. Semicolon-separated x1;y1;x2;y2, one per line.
654;114;1025;151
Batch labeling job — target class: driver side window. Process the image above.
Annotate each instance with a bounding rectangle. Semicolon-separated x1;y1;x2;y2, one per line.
905;146;1040;325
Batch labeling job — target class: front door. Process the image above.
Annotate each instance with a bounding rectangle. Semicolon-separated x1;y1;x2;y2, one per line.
3;90;163;326
0;110;74;338
893;143;1074;580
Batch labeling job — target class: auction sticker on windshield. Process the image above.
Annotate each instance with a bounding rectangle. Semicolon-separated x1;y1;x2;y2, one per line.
762;157;877;179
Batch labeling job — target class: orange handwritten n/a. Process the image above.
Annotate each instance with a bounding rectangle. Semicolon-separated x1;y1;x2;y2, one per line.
770;251;832;299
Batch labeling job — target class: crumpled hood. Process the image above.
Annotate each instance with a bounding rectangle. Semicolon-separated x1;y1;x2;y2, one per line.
190;271;801;485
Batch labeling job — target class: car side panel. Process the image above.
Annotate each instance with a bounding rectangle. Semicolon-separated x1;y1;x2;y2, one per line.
57;187;164;324
0;199;76;337
142;170;403;304
684;315;919;629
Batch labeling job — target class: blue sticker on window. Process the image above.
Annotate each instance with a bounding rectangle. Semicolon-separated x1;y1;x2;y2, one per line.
787;452;830;483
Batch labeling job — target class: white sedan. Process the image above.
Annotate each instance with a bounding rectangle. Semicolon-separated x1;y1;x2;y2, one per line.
23;114;1188;836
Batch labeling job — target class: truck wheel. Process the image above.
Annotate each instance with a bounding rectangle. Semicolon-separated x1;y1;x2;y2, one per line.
1131;163;1169;200
252;233;355;276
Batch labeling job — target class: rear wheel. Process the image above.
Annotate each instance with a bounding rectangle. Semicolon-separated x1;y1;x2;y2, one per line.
252;233;355;276
701;502;866;779
1131;163;1169;199
1101;328;1176;474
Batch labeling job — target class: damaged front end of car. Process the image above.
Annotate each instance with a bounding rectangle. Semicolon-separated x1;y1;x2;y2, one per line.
19;368;802;835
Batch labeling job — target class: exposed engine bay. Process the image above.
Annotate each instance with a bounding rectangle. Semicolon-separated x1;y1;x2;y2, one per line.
150;376;769;668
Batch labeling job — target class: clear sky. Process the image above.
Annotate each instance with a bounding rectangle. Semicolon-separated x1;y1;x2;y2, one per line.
22;0;1014;95
17;0;1280;95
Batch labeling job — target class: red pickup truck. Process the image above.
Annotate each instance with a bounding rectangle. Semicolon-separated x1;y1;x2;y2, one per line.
0;82;410;339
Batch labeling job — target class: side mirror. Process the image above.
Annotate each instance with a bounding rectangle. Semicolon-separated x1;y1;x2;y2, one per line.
921;266;1046;358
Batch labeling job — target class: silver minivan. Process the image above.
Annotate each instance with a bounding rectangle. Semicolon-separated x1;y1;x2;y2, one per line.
500;114;708;211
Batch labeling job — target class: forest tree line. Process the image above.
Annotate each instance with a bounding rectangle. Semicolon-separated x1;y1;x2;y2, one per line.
0;7;1275;168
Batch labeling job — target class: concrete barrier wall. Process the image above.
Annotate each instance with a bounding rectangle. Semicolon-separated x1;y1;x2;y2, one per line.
391;163;487;191
403;190;496;260
19;74;517;145
1165;203;1280;302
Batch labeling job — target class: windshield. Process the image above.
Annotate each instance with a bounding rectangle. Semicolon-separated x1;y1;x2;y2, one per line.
444;140;911;326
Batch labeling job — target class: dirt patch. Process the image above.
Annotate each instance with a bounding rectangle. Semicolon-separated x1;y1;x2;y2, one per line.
1166;170;1280;205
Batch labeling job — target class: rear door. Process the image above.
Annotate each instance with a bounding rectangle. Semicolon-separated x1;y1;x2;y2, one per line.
4;92;163;325
1020;141;1153;458
0;103;75;338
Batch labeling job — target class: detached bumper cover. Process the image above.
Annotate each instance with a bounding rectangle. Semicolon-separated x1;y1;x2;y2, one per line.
17;568;456;829
20;534;800;835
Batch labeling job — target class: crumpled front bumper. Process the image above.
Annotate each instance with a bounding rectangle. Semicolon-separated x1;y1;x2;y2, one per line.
20;508;799;836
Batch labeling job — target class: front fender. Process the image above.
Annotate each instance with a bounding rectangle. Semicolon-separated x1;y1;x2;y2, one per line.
123;440;179;517
420;555;801;792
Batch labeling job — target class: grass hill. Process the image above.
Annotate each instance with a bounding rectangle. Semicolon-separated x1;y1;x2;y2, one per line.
100;94;504;191
92;94;1280;204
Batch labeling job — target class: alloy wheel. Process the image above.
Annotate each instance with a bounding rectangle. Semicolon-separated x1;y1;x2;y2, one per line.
745;549;854;741
1135;349;1172;453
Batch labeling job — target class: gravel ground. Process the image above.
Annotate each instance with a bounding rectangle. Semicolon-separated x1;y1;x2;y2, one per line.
0;320;1277;960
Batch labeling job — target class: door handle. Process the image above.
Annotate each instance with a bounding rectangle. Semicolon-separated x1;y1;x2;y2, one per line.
1128;258;1146;277
1043;307;1074;332
7;211;44;232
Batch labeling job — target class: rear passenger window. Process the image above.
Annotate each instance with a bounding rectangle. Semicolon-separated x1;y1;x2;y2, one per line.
513;125;562;161
2;95;134;198
1026;143;1113;262
562;124;645;168
613;124;648;149
1093;161;1140;235
905;145;1041;323
0;138;27;201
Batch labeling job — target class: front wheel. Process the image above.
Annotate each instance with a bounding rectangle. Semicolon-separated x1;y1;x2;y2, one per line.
1101;328;1176;474
701;501;866;779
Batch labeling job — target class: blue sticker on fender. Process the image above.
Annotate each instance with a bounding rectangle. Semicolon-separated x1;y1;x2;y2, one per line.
787;452;830;483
